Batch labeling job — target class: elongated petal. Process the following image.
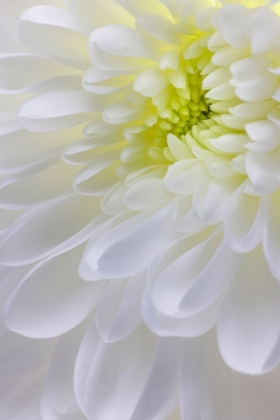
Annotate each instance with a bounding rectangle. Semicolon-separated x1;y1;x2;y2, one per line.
19;6;91;69
263;190;280;280
74;323;158;420
181;330;280;420
0;194;102;265
96;272;145;342
17;90;109;132
82;200;179;280
5;246;106;338
66;0;134;28
211;4;251;50
224;185;269;252
217;247;280;375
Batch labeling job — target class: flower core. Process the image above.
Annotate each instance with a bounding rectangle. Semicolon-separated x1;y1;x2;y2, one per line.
148;58;215;164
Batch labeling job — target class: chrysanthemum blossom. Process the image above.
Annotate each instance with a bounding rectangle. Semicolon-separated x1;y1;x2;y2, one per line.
1;0;280;418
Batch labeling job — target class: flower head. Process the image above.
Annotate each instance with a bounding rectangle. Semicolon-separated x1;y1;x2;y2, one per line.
1;0;280;419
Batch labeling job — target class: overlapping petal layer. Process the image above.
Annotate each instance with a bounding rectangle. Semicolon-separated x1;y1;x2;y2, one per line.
1;0;280;419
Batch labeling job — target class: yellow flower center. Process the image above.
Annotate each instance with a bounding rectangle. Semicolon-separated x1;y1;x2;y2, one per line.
144;53;218;165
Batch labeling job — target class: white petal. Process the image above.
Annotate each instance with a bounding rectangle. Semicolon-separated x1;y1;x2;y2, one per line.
96;272;145;342
45;317;94;417
0;194;102;266
130;337;184;420
208;32;227;52
142;236;222;338
248;7;280;55
164;160;208;194
209;134;248;153
73;156;120;196
0;125;82;174
90;42;153;71
19;6;91;69
101;183;127;216
173;196;206;236
181;330;280;420
17;89;109;132
82;66;134;95
180;341;201;420
0;94;30;125
196;6;218;32
159;48;181;71
40;390;86;420
143;280;221;338
224;185;269;252
66;0;134;28
245;120;280;152
79;211;133;281
63;139;124;164
230;55;272;83
0;53;80;93
217;247;280;375
192;179;236;225
246;149;280;194
123;179;171;211
5;246;106;338
207;157;238;179
74;323;158;420
230;100;275;119
263;190;280;280
177;0;214;20
136;14;183;46
235;74;278;102
116;0;173;18
212;46;248;67
103;99;142;124
206;83;236;100
0;267;29;336
134;67;170;97
152;234;238;318
0;0;63;54
90;25;162;61
84;115;122;136
202;67;231;90
167;134;193;160
211;4;251;50
0;159;79;209
179;241;240;318
85;201;179;279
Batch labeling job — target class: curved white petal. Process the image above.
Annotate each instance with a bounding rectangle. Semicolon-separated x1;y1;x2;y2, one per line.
248;7;280;55
0;194;102;266
66;0;134;28
211;4;251;50
263;190;280;280
83;200;179;280
74;323;158;420
90;25;162;61
181;330;280;420
224;184;269;252
19;6;91;69
5;246;106;338
44;316;94;417
0;53;80;94
0;159;79;209
17;90;109;132
96;272;145;342
217;247;280;375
